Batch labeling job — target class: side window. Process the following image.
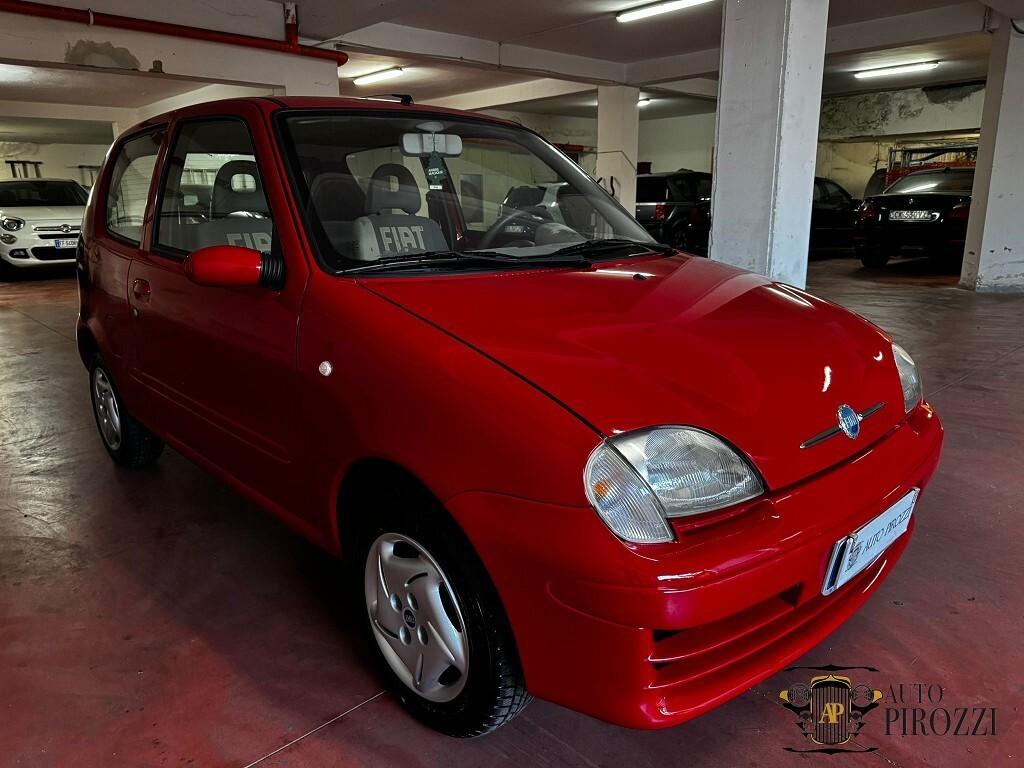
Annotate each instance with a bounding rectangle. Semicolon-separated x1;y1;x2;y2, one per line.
156;120;273;255
106;131;162;244
694;175;712;201
825;181;850;204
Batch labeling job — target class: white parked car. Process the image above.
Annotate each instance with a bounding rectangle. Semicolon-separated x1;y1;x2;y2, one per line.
0;178;88;278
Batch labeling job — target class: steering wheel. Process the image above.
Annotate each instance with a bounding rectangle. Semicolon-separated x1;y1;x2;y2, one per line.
478;209;545;250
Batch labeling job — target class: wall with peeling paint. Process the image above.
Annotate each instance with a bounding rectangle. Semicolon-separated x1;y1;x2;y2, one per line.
819;84;985;140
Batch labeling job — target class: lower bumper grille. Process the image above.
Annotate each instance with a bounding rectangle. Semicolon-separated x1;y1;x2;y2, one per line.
30;247;76;261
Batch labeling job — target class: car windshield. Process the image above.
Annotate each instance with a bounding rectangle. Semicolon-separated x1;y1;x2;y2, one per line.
0;180;88;207
885;169;974;195
279;111;655;273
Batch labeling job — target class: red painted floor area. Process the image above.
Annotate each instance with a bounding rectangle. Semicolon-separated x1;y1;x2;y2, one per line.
1;259;1021;767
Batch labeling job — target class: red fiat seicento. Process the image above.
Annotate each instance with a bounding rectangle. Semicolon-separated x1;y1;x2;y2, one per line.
77;97;943;737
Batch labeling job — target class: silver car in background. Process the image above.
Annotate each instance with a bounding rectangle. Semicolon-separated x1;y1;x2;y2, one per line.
0;179;88;279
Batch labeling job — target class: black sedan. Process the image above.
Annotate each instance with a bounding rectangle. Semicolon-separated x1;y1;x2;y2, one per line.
640;174;858;256
854;167;973;268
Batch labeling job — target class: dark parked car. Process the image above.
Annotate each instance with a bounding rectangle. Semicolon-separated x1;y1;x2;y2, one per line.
634;170;712;253
643;175;858;256
854;167;973;268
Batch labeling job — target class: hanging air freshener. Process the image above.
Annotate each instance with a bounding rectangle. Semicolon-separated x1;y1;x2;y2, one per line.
426;150;448;190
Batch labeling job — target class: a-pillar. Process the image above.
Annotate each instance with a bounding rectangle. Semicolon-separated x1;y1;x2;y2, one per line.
596;85;640;213
960;16;1024;292
709;0;829;288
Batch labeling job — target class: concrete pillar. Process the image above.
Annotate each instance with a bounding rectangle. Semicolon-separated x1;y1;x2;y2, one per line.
709;0;828;288
960;17;1024;292
596;85;640;213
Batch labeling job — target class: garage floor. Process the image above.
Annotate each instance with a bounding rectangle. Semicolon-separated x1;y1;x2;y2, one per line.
1;260;1020;767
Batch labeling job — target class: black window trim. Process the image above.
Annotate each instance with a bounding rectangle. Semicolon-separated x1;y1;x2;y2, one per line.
151;114;274;262
103;125;167;250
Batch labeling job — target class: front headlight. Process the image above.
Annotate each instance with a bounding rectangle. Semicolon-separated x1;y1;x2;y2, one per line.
584;427;764;544
1;217;25;232
892;343;922;412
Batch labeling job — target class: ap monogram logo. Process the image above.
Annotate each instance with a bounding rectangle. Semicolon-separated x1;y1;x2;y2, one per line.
778;665;883;754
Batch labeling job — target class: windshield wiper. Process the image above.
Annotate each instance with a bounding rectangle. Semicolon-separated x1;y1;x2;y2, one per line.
342;249;592;275
549;238;676;258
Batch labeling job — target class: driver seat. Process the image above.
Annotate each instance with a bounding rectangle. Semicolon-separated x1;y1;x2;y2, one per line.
352;163;448;261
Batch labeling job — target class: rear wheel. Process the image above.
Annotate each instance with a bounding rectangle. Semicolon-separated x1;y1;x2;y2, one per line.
359;501;529;736
90;356;164;468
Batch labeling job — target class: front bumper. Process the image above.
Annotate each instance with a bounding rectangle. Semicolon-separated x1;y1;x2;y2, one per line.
1;224;80;267
449;404;943;728
854;221;967;258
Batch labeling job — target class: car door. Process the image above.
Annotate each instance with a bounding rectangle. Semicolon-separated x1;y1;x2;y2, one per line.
811;179;853;249
86;127;166;410
126;106;309;510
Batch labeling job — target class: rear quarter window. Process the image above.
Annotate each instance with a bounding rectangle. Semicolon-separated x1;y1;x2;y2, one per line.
106;131;163;244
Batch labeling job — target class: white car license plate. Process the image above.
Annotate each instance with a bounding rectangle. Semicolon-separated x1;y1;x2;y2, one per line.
822;489;918;595
890;210;934;221
53;238;78;249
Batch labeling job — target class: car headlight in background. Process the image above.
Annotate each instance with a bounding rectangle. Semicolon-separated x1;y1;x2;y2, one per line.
892;343;922;413
584;427;764;544
1;216;25;232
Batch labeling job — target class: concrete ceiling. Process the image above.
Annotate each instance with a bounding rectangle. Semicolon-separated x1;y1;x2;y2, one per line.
484;32;991;121
299;0;973;63
338;52;533;101
0;116;114;144
496;90;715;120
823;33;991;94
0;63;218;109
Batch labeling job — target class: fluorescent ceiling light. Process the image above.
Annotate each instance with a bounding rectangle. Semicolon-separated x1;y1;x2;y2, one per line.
854;61;939;79
353;67;405;86
617;0;714;23
638;98;651;107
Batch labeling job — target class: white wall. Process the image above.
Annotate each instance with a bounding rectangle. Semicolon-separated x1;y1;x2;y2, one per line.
0;143;112;184
638;113;717;173
482;110;719;179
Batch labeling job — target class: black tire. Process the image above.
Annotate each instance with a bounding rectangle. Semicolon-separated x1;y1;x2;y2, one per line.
859;250;890;269
89;355;164;468
357;490;530;737
0;259;17;281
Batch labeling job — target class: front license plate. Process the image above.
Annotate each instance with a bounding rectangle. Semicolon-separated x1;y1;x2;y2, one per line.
890;210;935;221
53;238;78;249
822;489;918;596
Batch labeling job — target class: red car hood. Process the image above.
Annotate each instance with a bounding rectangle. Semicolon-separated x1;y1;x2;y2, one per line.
363;255;906;490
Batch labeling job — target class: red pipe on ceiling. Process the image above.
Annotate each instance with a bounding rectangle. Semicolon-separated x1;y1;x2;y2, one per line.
0;0;348;65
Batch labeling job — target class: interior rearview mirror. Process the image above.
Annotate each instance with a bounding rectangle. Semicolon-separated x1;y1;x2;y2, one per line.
401;132;463;158
184;244;283;289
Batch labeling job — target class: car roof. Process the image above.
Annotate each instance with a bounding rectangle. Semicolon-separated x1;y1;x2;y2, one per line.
637;169;706;178
125;96;522;137
902;166;975;177
0;177;81;184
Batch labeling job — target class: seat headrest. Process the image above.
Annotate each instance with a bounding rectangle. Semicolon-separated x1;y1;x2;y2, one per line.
309;172;365;222
366;163;421;215
212;160;268;216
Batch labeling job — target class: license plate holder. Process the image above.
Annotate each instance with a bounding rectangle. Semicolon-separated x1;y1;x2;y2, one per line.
890;210;935;221
822;489;918;596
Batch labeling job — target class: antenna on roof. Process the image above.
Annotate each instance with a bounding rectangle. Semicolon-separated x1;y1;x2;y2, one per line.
392;94;414;105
